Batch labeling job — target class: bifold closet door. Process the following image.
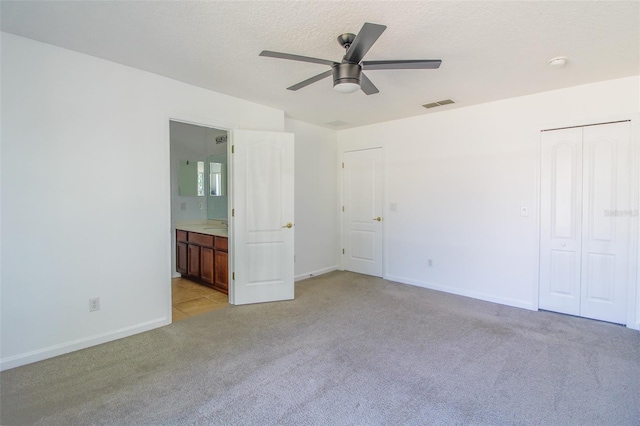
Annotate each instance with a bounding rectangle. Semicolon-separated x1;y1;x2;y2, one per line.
580;122;631;324
539;127;583;316
540;121;632;324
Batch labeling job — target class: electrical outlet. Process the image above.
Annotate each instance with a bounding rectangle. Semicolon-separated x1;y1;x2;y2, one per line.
89;297;100;312
428;259;433;267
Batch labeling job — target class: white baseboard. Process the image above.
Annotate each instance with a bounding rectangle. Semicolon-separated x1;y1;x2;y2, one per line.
295;265;339;282
0;317;170;371
627;322;640;331
385;274;536;311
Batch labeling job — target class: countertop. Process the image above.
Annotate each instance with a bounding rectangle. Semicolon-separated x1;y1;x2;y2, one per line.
176;221;228;238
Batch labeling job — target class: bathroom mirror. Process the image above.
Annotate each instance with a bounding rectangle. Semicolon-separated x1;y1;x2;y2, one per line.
209;162;226;196
179;160;205;196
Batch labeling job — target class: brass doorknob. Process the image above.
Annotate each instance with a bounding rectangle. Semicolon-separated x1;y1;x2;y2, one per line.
282;222;293;228
373;217;382;222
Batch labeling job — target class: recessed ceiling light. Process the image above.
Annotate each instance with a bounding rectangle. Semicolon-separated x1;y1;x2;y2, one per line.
548;56;567;68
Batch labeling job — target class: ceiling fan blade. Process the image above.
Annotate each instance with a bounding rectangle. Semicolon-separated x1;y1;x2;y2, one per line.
342;22;386;64
360;73;379;95
287;70;333;91
362;59;442;70
260;51;335;67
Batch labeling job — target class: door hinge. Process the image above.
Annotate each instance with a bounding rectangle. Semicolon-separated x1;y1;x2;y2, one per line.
342;206;345;212
231;145;235;154
342;249;345;254
342;162;344;169
232;208;235;217
232;272;235;280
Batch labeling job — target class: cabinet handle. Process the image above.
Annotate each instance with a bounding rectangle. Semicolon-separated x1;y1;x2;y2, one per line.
282;222;293;228
373;217;382;222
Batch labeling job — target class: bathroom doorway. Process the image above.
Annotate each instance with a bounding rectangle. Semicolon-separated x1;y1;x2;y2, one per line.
169;120;230;320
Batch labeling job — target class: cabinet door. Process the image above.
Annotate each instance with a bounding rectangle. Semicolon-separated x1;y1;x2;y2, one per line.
200;247;215;285
188;244;200;277
215;250;228;292
176;241;188;275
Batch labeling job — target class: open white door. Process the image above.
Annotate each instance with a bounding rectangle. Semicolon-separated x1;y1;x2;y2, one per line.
231;129;294;305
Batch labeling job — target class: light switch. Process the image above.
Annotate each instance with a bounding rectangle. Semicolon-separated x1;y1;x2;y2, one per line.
520;206;528;217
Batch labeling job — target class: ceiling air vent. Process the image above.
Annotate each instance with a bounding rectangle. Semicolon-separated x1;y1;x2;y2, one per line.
422;99;456;109
326;120;350;127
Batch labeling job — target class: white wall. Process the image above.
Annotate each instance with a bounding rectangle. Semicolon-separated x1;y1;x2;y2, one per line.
338;76;640;327
0;33;285;370
285;118;339;280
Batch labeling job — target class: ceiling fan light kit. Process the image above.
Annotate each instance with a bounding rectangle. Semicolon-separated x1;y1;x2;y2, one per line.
260;22;442;95
333;63;362;93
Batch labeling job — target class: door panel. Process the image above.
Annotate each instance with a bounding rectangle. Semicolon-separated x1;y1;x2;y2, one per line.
580;121;631;323
232;130;294;305
200;247;214;284
343;148;383;277
188;244;201;277
539;128;583;315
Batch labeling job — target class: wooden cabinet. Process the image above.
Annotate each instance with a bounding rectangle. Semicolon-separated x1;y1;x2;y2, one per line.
200;247;215;285
187;244;201;276
176;231;188;275
176;229;228;294
214;236;228;291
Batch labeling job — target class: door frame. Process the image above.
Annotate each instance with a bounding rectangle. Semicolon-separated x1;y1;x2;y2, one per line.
538;114;640;330
165;113;234;321
339;146;387;278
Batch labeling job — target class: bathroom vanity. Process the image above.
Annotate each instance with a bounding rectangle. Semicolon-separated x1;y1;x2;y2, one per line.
176;223;228;294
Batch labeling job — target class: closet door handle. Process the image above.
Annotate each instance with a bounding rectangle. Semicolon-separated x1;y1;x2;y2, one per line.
282;222;293;229
373;217;382;222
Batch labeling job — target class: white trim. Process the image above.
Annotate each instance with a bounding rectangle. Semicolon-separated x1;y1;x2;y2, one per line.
294;265;340;281
0;317;170;371
386;274;536;311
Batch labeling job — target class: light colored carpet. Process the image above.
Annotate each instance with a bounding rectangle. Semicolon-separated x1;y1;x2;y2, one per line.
1;271;639;425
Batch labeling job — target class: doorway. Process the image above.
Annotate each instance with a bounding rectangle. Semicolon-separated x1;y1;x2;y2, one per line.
170;120;230;320
342;148;384;277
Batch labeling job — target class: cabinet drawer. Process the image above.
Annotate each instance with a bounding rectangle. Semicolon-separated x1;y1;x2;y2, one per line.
176;230;188;242
215;236;228;252
189;232;214;247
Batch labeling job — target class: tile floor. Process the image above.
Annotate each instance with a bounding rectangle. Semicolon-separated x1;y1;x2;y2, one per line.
172;277;229;321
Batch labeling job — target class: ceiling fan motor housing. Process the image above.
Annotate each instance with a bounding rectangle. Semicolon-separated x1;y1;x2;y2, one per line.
333;62;362;87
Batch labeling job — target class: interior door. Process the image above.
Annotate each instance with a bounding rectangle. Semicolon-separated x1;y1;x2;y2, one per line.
342;148;383;277
580;121;631;324
231;129;295;305
539;127;583;316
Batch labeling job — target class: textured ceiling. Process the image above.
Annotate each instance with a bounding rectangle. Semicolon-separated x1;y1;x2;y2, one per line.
2;1;639;129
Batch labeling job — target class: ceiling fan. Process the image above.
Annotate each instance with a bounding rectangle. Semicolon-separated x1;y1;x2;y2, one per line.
260;22;442;95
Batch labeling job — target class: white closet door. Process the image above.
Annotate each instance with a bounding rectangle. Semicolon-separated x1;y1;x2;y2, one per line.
342;148;384;277
539;127;583;316
580;121;631;324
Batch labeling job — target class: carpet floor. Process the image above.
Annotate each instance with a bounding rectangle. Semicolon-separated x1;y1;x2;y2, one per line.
1;271;639;425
